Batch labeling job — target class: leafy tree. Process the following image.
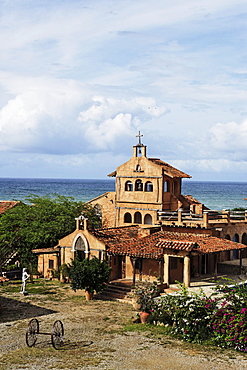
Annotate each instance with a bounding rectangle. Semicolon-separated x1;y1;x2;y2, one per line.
70;257;111;294
0;194;100;272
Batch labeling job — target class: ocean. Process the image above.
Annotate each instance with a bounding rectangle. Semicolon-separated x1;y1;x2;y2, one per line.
0;178;246;211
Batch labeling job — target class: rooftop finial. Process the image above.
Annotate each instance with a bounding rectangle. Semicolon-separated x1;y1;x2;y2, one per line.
136;131;143;146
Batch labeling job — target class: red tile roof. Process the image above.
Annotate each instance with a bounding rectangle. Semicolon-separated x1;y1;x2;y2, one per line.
32;226;247;260
0;201;19;214
91;225;139;245
181;194;202;205
91;227;247;259
148;158;191;178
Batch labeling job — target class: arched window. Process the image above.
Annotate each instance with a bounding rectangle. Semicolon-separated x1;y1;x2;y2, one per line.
242;233;247;245
136;164;141;171
134;211;142;224
93;204;102;228
135;179;143;191
145;181;153;192
124;213;132;223
233;234;239;242
125;181;133;191
164;180;170;192
94;204;102;218
144;214;152;225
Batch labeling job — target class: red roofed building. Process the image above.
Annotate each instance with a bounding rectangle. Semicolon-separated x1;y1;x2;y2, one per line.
0;201;19;214
34;134;247;287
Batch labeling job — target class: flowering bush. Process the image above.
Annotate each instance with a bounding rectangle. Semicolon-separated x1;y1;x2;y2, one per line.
133;280;160;313
150;280;247;351
211;282;247;351
153;284;218;343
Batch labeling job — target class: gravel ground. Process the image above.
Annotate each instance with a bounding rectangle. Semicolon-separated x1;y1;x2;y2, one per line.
1;282;247;370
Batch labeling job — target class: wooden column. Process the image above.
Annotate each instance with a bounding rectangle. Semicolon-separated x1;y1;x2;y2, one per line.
164;254;169;287
178;209;182;225
183;255;190;287
203;211;209;228
132;258;137;286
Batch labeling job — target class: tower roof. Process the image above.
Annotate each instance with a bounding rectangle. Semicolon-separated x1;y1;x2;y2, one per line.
148;158;191;178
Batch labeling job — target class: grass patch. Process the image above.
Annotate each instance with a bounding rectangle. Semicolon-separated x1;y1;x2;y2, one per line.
0;346;101;370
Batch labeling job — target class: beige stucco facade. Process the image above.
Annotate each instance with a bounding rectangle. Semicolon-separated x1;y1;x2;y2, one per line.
89;142;192;228
34;137;247;287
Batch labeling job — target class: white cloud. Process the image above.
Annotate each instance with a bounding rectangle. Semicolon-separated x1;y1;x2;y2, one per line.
0;75;167;155
209;120;247;158
78;95;167;151
0;76;89;154
1;0;247;179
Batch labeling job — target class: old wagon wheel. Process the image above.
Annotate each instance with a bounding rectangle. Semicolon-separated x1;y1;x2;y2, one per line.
26;318;39;347
51;320;64;349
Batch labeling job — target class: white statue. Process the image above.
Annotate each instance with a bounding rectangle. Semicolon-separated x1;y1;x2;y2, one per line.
20;268;29;294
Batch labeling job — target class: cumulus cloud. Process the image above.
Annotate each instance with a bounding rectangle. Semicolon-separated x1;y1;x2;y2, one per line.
78;95;167;151
209;119;247;159
0;75;167;155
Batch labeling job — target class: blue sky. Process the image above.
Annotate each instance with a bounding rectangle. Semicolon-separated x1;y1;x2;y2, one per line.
1;0;247;181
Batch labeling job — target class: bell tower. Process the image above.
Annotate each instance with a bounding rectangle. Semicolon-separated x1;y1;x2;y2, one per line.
133;131;147;158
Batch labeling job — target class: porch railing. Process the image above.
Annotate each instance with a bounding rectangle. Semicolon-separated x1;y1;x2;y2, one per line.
157;209;247;227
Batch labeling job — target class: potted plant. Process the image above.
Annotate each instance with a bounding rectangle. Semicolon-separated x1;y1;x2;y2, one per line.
70;257;111;300
59;263;71;283
133;280;160;323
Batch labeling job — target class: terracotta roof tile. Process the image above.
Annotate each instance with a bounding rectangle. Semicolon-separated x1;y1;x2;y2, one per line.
0;201;19;214
32;225;247;260
148;158;191;178
96;227;247;259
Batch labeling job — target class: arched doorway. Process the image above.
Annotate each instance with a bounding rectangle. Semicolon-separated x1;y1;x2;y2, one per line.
72;235;89;261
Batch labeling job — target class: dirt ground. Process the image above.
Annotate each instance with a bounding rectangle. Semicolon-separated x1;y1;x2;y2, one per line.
1;281;247;370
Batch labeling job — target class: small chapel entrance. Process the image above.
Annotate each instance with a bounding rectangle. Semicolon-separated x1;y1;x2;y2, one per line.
74;236;87;261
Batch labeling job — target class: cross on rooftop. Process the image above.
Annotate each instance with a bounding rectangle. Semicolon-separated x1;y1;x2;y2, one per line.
136;131;143;145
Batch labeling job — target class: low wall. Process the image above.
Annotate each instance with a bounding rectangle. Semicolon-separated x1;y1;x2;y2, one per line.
218;263;247;275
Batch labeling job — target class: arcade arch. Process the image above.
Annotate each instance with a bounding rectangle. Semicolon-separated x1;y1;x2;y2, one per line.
144;214;152;225
134;212;142;224
124;212;132;223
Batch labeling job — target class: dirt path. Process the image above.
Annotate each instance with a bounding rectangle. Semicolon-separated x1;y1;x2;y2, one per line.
1;282;247;369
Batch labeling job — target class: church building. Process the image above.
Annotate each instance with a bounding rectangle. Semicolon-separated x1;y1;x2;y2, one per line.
34;133;247;287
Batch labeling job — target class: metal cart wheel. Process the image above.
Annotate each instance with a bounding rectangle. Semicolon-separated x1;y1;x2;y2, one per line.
26;318;39;347
51;320;64;349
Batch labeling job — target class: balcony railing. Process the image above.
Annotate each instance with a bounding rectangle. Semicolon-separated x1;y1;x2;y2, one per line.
157;209;247;227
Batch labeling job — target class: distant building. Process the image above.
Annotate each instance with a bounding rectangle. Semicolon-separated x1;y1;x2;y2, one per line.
34;134;247;286
0;201;19;215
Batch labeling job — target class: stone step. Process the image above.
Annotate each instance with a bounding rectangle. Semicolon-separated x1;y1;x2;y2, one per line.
95;282;134;303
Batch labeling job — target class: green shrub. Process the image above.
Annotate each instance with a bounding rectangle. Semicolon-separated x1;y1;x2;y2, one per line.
133;280;160;313
70;257;111;294
153;285;218;343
